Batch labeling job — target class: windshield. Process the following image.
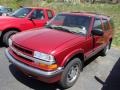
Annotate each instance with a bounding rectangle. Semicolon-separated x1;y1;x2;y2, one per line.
10;8;32;18
0;6;5;12
46;14;91;35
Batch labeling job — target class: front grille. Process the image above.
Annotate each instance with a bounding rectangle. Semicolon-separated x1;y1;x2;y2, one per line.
12;50;33;62
12;42;33;56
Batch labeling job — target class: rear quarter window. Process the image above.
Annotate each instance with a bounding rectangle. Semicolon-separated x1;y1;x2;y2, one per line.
93;18;103;30
102;19;110;31
47;10;53;19
109;19;114;30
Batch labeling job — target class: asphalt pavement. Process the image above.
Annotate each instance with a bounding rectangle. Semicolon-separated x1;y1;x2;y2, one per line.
0;46;120;90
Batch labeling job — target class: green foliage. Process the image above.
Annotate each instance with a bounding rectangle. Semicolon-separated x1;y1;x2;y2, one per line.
46;2;120;47
15;0;24;2
0;1;120;47
46;0;53;3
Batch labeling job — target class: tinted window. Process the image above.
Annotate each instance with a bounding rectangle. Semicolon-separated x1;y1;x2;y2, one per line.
102;19;110;31
47;10;53;19
47;14;91;35
30;9;44;19
109;19;114;29
93;18;102;30
11;8;32;18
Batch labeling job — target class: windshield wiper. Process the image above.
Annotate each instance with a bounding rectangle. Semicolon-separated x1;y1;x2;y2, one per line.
53;26;73;33
46;25;75;34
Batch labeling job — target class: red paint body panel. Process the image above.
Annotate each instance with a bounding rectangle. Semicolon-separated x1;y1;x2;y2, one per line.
8;12;114;83
0;8;55;31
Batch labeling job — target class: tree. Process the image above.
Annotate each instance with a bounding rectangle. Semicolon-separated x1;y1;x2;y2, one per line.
112;0;118;3
85;0;96;4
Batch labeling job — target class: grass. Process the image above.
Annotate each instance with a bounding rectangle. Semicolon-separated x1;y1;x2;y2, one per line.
40;2;120;48
1;1;120;48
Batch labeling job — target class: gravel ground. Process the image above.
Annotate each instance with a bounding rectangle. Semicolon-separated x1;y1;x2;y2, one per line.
0;47;120;90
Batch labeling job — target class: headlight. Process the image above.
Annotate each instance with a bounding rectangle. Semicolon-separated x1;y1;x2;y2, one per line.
8;38;12;46
33;51;55;62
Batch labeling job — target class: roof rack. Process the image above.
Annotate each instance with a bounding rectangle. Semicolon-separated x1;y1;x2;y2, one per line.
71;11;110;17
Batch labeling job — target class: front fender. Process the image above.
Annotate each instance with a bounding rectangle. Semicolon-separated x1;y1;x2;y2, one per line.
0;21;21;32
61;49;84;67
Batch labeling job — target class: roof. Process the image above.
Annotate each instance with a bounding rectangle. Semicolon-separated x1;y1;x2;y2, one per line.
22;7;52;10
61;11;110;19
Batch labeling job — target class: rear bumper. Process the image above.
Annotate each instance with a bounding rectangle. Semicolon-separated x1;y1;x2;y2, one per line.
5;49;63;83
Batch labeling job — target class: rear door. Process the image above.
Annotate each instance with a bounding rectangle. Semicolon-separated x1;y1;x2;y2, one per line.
102;18;111;43
92;17;105;52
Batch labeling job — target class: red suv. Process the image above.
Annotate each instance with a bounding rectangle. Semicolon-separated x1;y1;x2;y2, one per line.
0;7;55;45
6;12;114;88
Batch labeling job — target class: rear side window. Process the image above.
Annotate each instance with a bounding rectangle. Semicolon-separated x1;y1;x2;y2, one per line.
93;18;102;30
109;19;114;29
102;19;110;31
47;10;53;19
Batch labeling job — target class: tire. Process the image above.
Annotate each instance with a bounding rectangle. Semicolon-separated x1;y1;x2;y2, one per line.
2;30;18;46
100;42;110;56
59;58;82;89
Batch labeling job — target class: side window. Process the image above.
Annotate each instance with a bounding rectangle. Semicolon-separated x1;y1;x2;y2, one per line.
47;10;53;19
30;9;45;20
102;19;110;31
93;18;102;30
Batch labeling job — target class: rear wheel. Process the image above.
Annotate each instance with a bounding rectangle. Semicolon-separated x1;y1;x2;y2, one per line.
59;58;82;89
101;42;110;56
2;30;18;46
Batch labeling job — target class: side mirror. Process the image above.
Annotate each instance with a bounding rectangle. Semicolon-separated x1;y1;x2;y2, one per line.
91;29;104;36
28;17;33;21
28;15;36;21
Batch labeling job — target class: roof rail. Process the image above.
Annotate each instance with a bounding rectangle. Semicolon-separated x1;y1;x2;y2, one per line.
71;11;110;17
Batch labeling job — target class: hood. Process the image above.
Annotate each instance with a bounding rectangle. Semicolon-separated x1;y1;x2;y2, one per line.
12;28;82;54
0;16;20;24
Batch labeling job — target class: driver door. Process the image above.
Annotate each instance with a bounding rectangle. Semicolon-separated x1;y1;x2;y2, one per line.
28;9;47;28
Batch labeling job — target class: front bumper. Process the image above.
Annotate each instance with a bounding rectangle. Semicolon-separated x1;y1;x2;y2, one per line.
5;49;63;83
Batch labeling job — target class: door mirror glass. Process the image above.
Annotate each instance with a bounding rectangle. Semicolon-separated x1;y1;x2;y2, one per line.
92;29;104;36
28;15;36;20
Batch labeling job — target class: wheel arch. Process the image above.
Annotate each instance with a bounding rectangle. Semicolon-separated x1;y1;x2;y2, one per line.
109;37;113;49
61;49;85;69
1;27;20;37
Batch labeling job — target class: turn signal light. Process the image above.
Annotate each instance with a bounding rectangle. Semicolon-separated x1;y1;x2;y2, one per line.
39;63;58;71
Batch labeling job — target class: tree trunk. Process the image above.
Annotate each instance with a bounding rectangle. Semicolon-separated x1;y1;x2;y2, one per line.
91;0;96;4
112;0;118;3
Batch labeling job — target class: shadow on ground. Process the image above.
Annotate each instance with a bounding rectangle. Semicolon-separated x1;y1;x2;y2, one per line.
84;52;102;67
9;64;64;90
95;57;120;90
9;52;102;90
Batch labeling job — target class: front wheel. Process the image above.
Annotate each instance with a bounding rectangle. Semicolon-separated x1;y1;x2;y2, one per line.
59;58;82;89
2;30;18;46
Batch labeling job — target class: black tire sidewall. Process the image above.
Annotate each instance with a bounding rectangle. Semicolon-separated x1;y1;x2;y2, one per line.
101;42;110;56
3;31;18;46
59;58;82;89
